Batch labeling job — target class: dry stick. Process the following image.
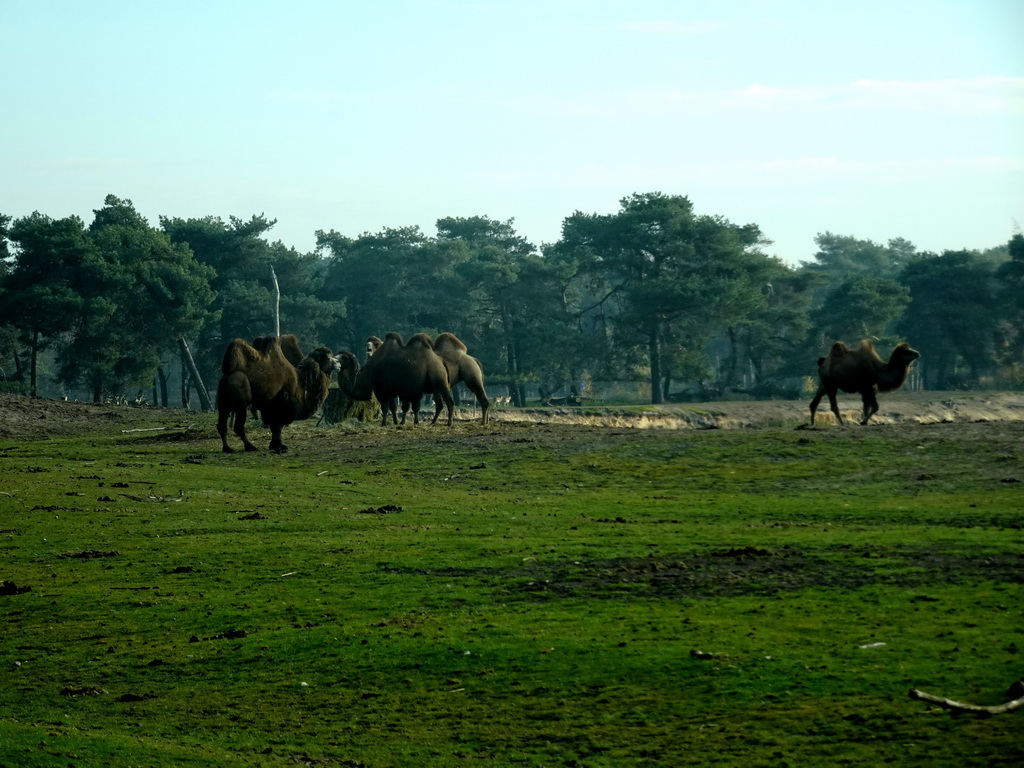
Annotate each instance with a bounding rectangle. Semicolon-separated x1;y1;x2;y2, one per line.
121;426;187;433
909;687;1024;715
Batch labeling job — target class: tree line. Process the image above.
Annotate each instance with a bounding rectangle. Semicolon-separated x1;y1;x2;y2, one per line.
1;193;1022;407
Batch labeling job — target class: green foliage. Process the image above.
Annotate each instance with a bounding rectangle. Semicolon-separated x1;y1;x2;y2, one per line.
1;413;1022;766
996;234;1024;380
806;232;922;282
810;274;911;346
898;252;1000;388
436;215;571;404
316;225;434;351
560;193;777;402
163;213;344;386
3;196;1023;402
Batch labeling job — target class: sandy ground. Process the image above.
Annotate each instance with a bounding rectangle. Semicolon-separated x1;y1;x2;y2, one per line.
2;390;1023;440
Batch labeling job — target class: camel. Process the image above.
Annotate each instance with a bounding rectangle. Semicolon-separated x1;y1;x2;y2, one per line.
809;340;920;426
217;335;339;453
336;331;454;427
249;334;305;419
432;332;490;424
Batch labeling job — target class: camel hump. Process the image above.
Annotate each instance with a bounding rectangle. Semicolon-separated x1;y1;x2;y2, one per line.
828;341;851;357
222;338;259;375
384;331;404;346
278;334;305;367
254;334;304;367
407;333;434;349
854;339;885;363
435;332;467;353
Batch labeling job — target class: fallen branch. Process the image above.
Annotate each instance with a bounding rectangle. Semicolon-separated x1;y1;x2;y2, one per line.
121;426;188;433
909;684;1024;716
121;491;184;503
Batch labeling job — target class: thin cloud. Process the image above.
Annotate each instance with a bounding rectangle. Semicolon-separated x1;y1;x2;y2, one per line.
486;77;1024;121
619;20;726;35
736;77;1024;114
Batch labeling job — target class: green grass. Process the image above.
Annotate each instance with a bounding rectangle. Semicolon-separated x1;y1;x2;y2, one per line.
1;413;1022;767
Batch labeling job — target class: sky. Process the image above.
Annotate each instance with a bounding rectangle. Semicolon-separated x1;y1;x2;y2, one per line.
2;0;1022;265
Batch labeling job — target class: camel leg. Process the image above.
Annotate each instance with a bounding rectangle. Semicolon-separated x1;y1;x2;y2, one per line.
439;388;454;426
232;407;259;451
217;409;234;453
809;387;826;426
860;391;880;425
268;425;288;454
431;394;443;425
472;386;490;425
826;389;845;426
378;395;397;427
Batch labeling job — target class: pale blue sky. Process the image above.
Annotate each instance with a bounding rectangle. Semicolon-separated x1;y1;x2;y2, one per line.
2;0;1021;264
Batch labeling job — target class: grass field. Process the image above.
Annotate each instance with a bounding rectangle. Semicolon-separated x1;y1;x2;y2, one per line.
1;400;1022;767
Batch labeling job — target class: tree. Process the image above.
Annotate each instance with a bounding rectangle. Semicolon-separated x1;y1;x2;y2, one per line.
436;216;572;405
808;274;911;350
317;226;432;352
163;214;342;391
899;250;1000;388
58;195;218;402
1;212;96;396
995;234;1024;386
719;261;816;396
805;233;921;282
559;193;775;403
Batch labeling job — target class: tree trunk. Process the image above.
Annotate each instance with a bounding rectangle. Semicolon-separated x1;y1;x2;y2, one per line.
724;326;741;390
271;265;281;337
157;366;169;407
501;303;525;406
648;318;663;404
180;357;191;409
11;342;26;383
178;338;213;411
29;329;39;398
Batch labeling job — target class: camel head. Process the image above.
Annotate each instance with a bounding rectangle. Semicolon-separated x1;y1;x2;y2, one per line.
890;342;921;367
307;346;341;379
335;349;372;400
365;336;383;359
335;349;360;377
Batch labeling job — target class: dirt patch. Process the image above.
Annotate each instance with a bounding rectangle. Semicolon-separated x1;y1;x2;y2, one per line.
499;391;1024;430
385;546;1024;601
0;394;166;438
